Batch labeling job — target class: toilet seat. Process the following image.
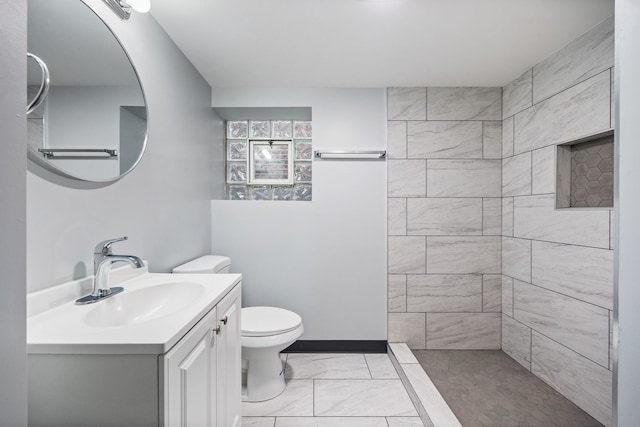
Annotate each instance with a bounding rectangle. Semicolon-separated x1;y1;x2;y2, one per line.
241;306;302;337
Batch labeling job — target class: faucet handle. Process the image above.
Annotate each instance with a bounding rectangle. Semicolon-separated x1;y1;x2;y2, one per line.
94;236;128;255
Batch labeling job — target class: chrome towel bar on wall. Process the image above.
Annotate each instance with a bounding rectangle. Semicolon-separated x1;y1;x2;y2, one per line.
313;150;387;160
38;148;118;159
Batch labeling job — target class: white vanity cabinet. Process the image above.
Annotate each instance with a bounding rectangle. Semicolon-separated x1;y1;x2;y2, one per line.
162;284;241;427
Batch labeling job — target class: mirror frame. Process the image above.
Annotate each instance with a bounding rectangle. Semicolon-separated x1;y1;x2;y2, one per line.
27;0;149;183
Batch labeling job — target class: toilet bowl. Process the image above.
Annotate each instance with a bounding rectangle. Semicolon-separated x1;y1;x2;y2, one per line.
172;255;304;402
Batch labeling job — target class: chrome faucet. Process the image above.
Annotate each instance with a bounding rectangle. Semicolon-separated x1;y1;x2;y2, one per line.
75;236;144;305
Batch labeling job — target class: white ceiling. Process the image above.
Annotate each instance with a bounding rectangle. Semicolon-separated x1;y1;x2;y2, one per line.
151;0;613;88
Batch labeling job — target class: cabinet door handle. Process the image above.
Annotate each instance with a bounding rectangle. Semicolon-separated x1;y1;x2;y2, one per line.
213;325;221;335
221;316;228;325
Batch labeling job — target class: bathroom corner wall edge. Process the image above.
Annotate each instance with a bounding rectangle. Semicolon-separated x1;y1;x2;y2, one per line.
284;340;388;353
0;0;28;425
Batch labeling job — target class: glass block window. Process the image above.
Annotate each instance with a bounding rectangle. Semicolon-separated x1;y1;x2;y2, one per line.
225;120;312;201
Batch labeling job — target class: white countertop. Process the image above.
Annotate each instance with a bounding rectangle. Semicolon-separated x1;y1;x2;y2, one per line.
27;269;241;355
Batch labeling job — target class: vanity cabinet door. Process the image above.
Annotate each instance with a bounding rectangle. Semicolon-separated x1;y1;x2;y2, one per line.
216;285;242;427
163;306;218;427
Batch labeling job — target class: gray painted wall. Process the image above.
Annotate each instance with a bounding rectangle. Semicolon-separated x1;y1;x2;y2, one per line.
27;0;221;292
0;1;28;425
210;88;387;341
614;1;640;425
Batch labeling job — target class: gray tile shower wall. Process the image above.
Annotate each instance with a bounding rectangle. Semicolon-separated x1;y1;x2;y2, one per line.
387;86;503;352
500;16;614;427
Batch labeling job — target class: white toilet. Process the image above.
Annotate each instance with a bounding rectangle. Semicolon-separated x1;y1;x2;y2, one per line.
172;255;304;402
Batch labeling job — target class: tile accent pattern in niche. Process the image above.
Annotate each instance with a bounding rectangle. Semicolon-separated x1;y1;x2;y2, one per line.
570;137;614;207
225;120;312;201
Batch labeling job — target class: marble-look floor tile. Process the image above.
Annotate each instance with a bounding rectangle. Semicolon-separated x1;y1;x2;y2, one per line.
242;380;313;417
426;313;501;350
314;379;418;417
407;274;482;313
532;240;613;309
513;281;609;367
365;354;399;379
531;146;555;194
482;121;502;159
275;417;388;427
502;237;532;282
389;236;426;274
503;68;533;119
402;364;462;427
407;198;482;235
407;121;482;159
502;152;532;197
388;198;407;236
389;343;419;364
388;313;426;349
427;236;501;274
388;121;408;159
388;88;427;120
502;314;532;371
514;71;611;154
533;17;614;104
531;332;613;426
387;417;425;427
513;194;610;248
427;159;501;197
502;276;514;317
502;116;514;158
427;87;501;120
243;417;276;427
388;275;407;313
502;197;514;237
482;197;501;235
285;354;371;379
483;274;502;312
388;160;427;197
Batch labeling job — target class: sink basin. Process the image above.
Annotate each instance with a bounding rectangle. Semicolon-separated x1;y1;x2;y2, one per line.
84;281;206;327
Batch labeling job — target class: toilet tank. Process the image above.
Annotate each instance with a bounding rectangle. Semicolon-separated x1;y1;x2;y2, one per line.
172;255;231;274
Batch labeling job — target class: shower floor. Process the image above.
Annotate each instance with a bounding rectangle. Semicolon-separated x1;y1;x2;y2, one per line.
412;350;603;427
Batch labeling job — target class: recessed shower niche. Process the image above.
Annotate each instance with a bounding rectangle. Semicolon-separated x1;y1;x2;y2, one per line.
556;129;614;208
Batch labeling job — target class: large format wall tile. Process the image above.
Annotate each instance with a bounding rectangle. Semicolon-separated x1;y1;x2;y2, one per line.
483;274;502;312
406;198;482;235
387;121;407;159
407;121;483;159
513;281;609;367
388;236;425;274
513;194;610;248
388;88;426;120
388;160;426;197
388;275;406;313
532;17;614;104
502;197;514;237
483;121;502;159
502;152;532;197
426;313;501;349
482;198;501;236
502;116;514;158
531;241;613;309
427;160;501;197
388;313;426;349
531;332;613;426
514;71;611;154
502;314;532;370
427;237;501;274
502;276;514;317
407;274;482;312
388;198;407;236
531;146;555;194
427;87;502;121
502;237;532;282
503;68;533;119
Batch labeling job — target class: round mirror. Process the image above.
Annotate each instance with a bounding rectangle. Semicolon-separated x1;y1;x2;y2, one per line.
27;0;148;182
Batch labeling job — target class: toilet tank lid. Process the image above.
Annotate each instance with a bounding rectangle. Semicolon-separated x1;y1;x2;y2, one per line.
172;255;231;274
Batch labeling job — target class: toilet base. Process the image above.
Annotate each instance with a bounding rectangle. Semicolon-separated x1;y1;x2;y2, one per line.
243;353;286;402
